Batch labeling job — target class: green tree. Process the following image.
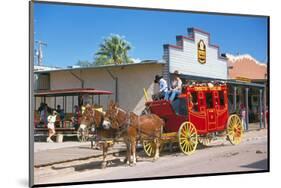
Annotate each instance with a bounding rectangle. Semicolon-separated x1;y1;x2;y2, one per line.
95;35;133;65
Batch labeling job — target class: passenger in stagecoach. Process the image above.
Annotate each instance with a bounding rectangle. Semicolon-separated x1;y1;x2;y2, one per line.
153;74;168;100
165;70;183;102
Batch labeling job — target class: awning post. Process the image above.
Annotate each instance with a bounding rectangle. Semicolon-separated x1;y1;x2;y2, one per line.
259;89;263;129
263;87;267;128
245;88;249;131
233;86;237;112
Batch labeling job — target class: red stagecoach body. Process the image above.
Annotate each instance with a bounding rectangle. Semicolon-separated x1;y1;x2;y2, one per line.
146;84;229;135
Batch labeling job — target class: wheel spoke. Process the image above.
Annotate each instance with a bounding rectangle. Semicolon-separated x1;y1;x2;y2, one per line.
230;118;234;126
143;141;156;157
182;142;187;152
186;142;191;152
189;125;195;133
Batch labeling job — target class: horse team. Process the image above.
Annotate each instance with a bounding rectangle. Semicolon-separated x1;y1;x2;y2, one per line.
79;101;164;168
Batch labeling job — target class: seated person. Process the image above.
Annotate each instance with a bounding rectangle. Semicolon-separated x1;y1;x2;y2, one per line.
72;105;81;130
165;70;183;102
38;103;48;126
153;74;168;100
56;105;65;123
189;95;199;112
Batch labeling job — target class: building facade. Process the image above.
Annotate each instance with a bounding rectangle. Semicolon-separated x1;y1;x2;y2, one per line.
35;62;164;114
34;27;268;129
163;28;228;82
162;28;267;129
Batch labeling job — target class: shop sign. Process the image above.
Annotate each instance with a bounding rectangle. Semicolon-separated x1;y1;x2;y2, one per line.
197;40;206;64
235;76;252;83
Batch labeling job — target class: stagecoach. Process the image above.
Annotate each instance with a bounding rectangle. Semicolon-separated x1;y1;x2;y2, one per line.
34;88;112;142
143;83;243;157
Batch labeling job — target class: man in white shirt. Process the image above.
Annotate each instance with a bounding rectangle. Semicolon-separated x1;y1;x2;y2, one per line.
154;75;168;100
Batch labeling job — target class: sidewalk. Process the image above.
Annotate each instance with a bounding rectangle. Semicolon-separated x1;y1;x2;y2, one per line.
247;122;265;131
34;142;127;167
33;128;267;168
34;142;90;153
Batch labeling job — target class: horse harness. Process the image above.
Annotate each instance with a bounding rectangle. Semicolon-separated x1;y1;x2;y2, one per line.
113;108;158;140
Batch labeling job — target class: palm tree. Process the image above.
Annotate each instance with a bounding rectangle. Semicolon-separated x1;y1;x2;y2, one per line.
95;35;133;65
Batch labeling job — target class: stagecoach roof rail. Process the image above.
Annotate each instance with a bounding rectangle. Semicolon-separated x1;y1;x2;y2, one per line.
182;79;266;88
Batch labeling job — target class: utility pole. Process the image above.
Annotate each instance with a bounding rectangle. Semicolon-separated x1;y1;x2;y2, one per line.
35;40;47;65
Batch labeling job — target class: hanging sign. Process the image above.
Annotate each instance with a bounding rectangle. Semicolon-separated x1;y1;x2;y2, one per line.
197;40;206;64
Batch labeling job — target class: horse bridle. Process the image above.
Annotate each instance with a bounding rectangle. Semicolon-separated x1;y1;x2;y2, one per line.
85;108;105;130
107;107;161;140
107;107;131;130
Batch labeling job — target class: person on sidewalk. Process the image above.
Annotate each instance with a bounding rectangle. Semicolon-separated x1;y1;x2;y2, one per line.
47;110;57;143
240;104;247;130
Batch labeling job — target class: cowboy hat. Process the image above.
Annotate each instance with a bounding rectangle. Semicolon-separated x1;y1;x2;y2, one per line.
154;75;163;83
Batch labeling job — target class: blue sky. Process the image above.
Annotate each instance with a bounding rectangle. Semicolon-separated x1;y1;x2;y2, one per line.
34;2;268;67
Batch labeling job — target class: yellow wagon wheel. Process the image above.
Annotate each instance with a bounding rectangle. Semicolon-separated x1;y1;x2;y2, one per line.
143;140;159;157
143;140;156;157
227;114;243;145
77;127;89;142
178;121;198;155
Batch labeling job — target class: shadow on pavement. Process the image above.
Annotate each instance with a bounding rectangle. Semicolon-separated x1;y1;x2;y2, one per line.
241;159;268;170
51;158;126;171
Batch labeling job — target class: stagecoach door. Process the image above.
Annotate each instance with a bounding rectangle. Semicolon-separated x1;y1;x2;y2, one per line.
205;92;216;131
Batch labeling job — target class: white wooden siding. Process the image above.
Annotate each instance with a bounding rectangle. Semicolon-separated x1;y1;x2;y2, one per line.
169;32;227;79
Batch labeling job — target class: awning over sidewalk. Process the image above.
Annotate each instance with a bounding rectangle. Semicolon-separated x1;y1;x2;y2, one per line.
34;88;113;97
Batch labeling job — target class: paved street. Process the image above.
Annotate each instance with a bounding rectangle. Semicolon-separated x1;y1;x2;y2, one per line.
34;129;268;185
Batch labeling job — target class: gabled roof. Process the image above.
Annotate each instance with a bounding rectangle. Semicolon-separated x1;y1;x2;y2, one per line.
34;60;165;73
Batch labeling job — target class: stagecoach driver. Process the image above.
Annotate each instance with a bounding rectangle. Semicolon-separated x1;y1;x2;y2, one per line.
47;110;57;143
154;74;168;100
165;70;183;102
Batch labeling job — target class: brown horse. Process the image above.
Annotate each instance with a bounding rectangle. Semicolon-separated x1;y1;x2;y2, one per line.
79;104;117;168
104;101;164;166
